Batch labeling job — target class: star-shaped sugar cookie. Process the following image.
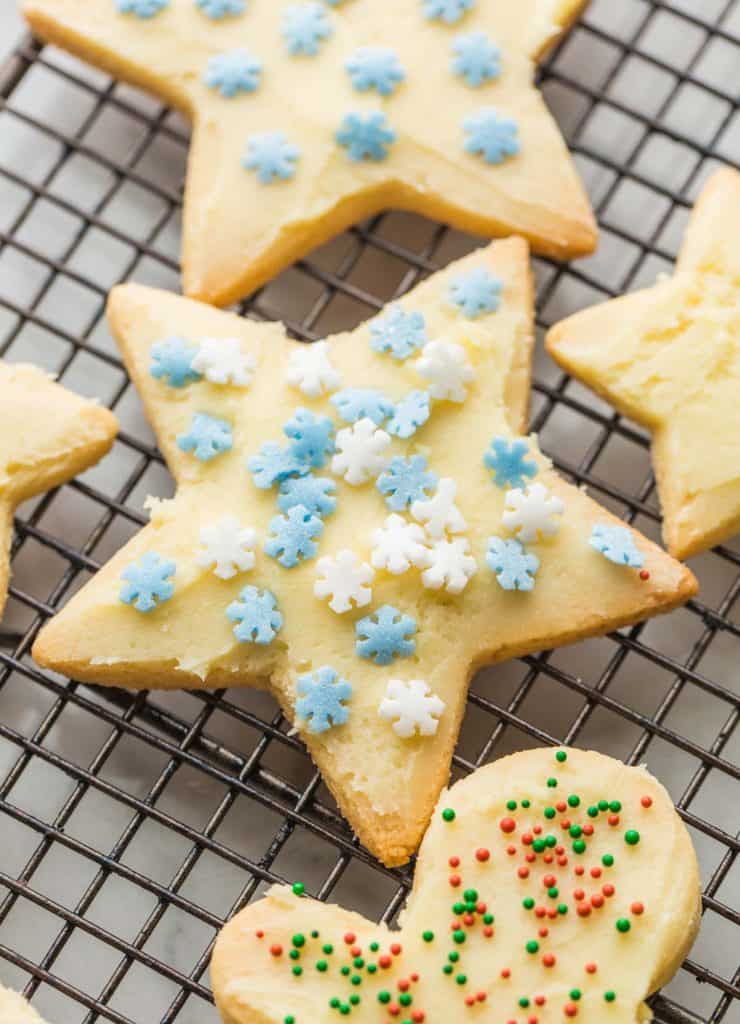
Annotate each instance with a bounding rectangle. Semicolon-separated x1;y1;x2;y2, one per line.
32;239;696;867
547;168;740;561
23;0;597;306
0;363;117;619
212;747;701;1024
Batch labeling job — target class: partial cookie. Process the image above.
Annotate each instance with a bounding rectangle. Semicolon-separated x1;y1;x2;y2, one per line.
547;167;740;561
212;746;702;1024
0;984;47;1024
0;363;118;618
23;0;597;307
32;240;696;865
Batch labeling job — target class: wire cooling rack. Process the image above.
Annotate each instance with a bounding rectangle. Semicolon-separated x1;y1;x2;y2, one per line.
0;2;738;1023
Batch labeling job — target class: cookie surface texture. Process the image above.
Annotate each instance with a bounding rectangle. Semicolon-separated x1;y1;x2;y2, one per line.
211;747;702;1024
547;167;740;560
23;0;597;306
0;984;48;1024
32;240;696;867
0;363;117;619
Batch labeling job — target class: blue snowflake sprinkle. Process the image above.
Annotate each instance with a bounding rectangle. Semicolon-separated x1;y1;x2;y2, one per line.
204;49;262;98
336;112;397;162
150;337;202;388
452;32;501;88
377;455;438;512
243;132;300;184
265;504;323;568
177;413;233;462
423;0;475;24
116;0;169;15
248;442;308;490
484;437;537;489
227;585;283;644
449;266;503;318
355;605;417;666
120;552;176;613
464;108;520;164
387;390;431;439
590;524;645;569
486;536;539;592
346;47;405;97
331;388;395;426
284;408;335;468
283;3;333;56
295;666;352;734
370;306;427;360
195;0;245;18
278;475;337;518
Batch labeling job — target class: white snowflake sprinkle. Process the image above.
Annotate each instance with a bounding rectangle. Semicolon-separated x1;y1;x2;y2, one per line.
502;482;565;543
371;514;431;575
331;417;390;485
314;549;374;614
421;537;477;594
378;679;446;738
196;516;257;580
411;477;466;539
286;340;342;398
191;337;256;387
414;338;474;402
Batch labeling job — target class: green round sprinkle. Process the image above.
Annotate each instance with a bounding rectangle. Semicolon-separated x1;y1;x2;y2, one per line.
455;975;467;986
292;966;302;977
544;806;556;819
587;805;599;818
507;800;517;811
442;964;453;975
292;934;305;948
341;966;350;976
557;903;568;915
442;808;456;822
519;997;530;1008
316;960;328;973
570;989;582;1000
625;829;641;846
452;901;465;915
463;888;478;903
605;991;617;1003
464;902;477;914
353;957;364;968
367;964;377;975
448;951;460;963
289;949;300;961
573;839;587;855
350;975;361;986
547;777;558;788
292;882;305;897
568;794;580;808
598;799;609;811
616;918;631;933
602;854;615;867
322;944;334;955
369;942;379;952
284;1017;295;1024
483;913;494;925
548;886;559;899
532;838;546;853
399;993;412;1007
523;897;535;910
311;930;319;938
330;998;340;1009
452;930;466;944
556;750;568;763
422;930;434;943
545;835;557;848
569;824;582;838
349;994;360;1006
610;800;622;813
526;940;539;954
522;799;531;808
378;991;391;1004
339;1005;350;1016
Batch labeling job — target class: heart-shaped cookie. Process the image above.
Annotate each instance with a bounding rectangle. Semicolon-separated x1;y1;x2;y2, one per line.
212;747;700;1023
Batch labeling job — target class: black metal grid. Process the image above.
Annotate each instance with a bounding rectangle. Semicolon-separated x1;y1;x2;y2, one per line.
0;2;738;1022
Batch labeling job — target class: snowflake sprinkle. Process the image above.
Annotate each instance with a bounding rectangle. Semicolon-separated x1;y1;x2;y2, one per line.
191;337;256;387
177;413;232;462
278;475;337;518
486;536;539;592
371;514;431;575
284;408;335;468
295;666;352;734
331;388;395;426
314;550;374;614
116;0;169;17
120;552;175;613
197;516;256;580
378;679;445;738
590;523;645;569
377;455;438;512
502;483;565;544
464;108;520;165
243;132;300;184
355;605;417;666
415;339;475;402
150;337;201;388
346;47;405;96
423;0;475;24
331;418;391;485
484;436;538;490
449;267;503;318
370;306;427;361
282;3;333;56
336;112;397;162
248;442;308;490
387;390;432;439
265;504;323;568
421;537;478;594
204;49;262;98
452;32;502;87
195;0;245;19
226;585;283;644
411;476;466;538
286;340;342;398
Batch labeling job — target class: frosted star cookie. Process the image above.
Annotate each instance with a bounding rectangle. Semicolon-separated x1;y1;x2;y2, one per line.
211;747;702;1024
547;167;740;561
23;0;597;306
0;363;117;619
32;239;696;867
0;984;48;1023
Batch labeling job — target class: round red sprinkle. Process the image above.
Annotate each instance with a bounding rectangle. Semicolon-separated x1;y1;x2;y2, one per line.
574;888;585;901
507;845;516;856
528;1017;538;1024
476;901;487;914
449;855;460;868
590;867;602;879
608;814;620;827
564;1002;579;1017
350;945;361;957
476;992;486;1003
538;927;549;938
603;883;615;898
465;996;475;1007
526;852;536;863
379;955;392;969
411;973;419;983
582;824;594;836
256;930;264;939
463;914;475;926
390;943;402;956
450;920;461;930
631;901;645;915
543;953;556;967
270;943;283;957
533;825;543;835
398;980;410;992
555;845;565;855
560;818;571;830
500;817;517;833
411;1013;425;1023
557;856;568;867
344;932;356;945
535;995;546;1006
640;569;650;581
585;962;597;974
476;848;490;862
577;903;591;917
641;795;653;808
522;833;534;846
547;908;558;920
501;968;511;979
574;865;584;876
543;874;557;888
483;926;494;937
544;853;554;864
556;801;567;813
591;894;604;909
518;866;530;879
388;1004;400;1017
535;906;547;919
449;873;461;887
